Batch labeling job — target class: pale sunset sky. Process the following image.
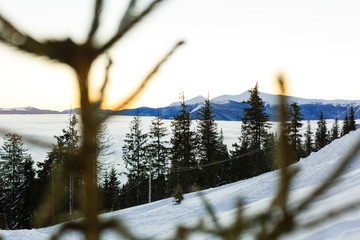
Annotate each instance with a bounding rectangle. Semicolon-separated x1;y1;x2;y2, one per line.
0;0;360;111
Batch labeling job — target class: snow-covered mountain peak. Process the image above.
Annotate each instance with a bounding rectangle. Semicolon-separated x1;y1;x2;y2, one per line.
210;92;249;105
168;95;206;107
0;106;34;111
210;91;282;106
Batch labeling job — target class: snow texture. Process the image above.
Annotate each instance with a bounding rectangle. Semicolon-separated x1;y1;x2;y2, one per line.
1;128;360;239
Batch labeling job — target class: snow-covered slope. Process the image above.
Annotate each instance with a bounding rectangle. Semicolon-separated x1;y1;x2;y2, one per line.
2;131;360;239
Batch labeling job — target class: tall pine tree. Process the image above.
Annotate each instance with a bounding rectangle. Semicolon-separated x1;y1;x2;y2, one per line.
341;113;350;137
349;106;356;132
230;135;252;181
14;158;36;229
147;111;169;201
102;167;120;212
95;122;114;182
36;113;81;222
122;111;148;205
196;96;227;188
289;102;304;161
304;120;313;157
238;83;272;176
215;129;229;185
315;112;328;151
330;118;339;142
170;93;197;198
0;133;33;229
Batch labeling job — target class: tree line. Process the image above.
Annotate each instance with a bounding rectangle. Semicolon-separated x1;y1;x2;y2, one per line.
112;84;358;209
0;84;357;229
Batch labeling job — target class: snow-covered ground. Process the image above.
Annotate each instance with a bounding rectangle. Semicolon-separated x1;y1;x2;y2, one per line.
1;126;360;239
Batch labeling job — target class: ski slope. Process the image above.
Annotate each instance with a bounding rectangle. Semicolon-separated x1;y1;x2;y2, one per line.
1;130;360;239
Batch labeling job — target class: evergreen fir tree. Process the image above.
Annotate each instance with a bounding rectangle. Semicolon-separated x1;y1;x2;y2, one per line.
304;120;313;157
341;114;350;137
197;97;218;165
14;158;36;229
102;167;120;211
289;102;304;161
196;96;223;188
315;112;328;151
330;118;339;142
239;83;271;175
96;122;114;181
217;129;229;160
230;136;252;181
170;93;197;195
36;113;81;220
147;111;169;201
215;129;230;185
0;133;32;229
266;131;278;163
349;106;356;132
56;113;81;217
122;111;148;205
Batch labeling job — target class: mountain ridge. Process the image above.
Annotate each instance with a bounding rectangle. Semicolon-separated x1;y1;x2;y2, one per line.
1;92;359;121
170;91;360;107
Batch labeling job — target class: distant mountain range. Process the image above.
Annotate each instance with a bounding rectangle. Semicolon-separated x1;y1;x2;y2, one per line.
2;92;360;121
0;107;68;114
115;92;360;121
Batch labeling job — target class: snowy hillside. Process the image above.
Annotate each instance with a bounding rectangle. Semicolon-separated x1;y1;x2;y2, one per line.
1;130;360;239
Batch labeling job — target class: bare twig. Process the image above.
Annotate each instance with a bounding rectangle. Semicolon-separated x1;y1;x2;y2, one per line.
117;0;137;35
98;0;165;54
0;14;78;64
88;0;104;40
97;56;113;108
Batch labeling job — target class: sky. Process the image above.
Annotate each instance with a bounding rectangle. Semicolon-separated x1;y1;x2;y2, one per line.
0;0;360;111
